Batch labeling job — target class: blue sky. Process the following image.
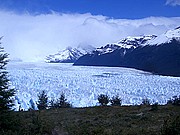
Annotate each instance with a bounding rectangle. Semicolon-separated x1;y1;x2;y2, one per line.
0;0;180;19
0;0;180;62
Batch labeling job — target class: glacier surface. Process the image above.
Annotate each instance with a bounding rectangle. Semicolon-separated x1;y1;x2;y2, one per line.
7;62;180;110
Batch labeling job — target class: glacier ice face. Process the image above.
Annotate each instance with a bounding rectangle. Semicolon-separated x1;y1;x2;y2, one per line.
7;62;180;110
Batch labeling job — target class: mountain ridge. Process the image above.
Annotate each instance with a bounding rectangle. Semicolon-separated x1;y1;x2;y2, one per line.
74;27;180;76
45;45;95;63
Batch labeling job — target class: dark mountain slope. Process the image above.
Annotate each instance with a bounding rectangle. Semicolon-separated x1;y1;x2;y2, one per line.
124;40;180;76
74;40;180;76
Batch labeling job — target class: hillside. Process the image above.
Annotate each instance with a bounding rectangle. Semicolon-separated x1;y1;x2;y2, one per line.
7;105;180;135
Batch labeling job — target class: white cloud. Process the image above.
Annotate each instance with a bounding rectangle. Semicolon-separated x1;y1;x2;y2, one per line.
166;0;180;6
0;11;180;62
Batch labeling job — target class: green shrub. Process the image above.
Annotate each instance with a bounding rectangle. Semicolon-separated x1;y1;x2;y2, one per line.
110;95;122;106
161;115;180;135
167;96;180;106
141;98;151;106
98;94;109;106
150;102;158;111
0;112;20;134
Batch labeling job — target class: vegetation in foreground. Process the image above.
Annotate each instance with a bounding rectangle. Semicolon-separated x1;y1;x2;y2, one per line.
2;104;180;135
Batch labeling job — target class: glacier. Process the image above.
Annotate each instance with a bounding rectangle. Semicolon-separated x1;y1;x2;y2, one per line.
7;62;180;110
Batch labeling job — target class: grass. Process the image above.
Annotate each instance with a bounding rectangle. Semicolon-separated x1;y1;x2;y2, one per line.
4;105;180;135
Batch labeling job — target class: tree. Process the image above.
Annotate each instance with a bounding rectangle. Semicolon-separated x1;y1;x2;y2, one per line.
37;90;48;110
0;38;15;111
98;94;109;106
50;93;71;108
58;93;71;108
110;95;122;106
0;37;17;133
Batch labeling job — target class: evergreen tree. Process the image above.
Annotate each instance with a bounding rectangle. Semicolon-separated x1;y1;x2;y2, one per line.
58;93;71;108
0;38;15;112
37;90;48;110
50;93;71;108
0;37;17;133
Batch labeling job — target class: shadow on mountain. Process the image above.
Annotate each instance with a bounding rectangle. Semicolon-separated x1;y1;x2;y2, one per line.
74;40;180;77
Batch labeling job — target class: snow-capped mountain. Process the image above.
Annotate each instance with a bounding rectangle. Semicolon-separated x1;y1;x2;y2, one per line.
45;47;83;63
74;27;180;76
94;35;156;55
45;45;95;63
45;35;156;63
117;35;157;47
147;26;180;45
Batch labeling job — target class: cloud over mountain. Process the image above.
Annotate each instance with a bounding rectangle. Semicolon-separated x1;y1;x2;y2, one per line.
0;11;180;62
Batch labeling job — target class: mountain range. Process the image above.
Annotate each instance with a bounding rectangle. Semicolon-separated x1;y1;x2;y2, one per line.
74;27;180;77
45;35;157;63
45;27;180;76
45;45;95;63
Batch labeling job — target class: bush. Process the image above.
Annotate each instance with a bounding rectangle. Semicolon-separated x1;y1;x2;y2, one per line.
98;94;109;106
167;96;180;106
161;115;180;135
110;95;122;106
150;102;158;111
21;111;53;135
141;98;151;106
